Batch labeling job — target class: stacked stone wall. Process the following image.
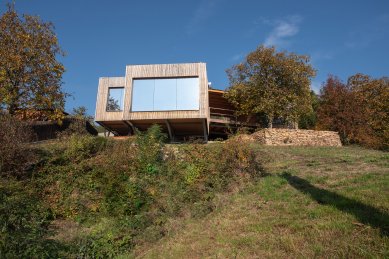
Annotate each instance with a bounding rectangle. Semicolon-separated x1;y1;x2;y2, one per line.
251;129;342;147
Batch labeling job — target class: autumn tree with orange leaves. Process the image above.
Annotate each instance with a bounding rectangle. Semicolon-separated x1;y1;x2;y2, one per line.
0;4;66;122
317;74;389;149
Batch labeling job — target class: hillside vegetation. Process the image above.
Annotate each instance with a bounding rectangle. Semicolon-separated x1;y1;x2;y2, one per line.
1;125;388;258
0;126;262;258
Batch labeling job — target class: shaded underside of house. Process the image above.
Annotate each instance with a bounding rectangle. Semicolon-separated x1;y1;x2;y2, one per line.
98;89;258;140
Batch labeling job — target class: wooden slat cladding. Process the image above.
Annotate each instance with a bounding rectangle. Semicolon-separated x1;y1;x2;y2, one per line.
124;63;209;121
95;77;125;121
209;90;235;115
95;63;209;128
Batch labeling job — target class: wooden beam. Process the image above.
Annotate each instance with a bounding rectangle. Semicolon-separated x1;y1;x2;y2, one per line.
125;120;137;135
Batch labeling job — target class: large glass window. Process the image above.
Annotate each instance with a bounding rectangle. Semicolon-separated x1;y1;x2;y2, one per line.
154;78;177;111
106;87;124;111
131;79;154;111
177;77;200;110
131;77;199;112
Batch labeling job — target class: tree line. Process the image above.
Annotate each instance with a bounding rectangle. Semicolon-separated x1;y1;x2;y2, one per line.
224;45;389;150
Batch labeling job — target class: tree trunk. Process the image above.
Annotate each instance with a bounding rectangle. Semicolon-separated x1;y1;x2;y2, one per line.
293;120;299;129
8;103;17;115
268;114;273;129
7;86;20;115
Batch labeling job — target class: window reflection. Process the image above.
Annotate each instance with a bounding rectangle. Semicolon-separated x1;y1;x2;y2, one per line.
106;87;124;111
131;77;199;112
132;79;154;111
154;78;177;111
177;78;199;110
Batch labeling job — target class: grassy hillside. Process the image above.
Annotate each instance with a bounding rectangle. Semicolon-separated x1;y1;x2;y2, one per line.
0;127;261;258
133;145;389;258
1;129;388;258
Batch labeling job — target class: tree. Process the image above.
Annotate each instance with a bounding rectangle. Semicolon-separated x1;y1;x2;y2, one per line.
106;96;120;111
58;106;95;137
0;4;66;122
72;106;93;122
224;45;316;128
316;75;361;143
298;90;319;129
348;74;389;149
317;74;389;149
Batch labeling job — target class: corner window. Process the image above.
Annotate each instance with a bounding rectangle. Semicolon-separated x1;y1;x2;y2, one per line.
106;87;124;111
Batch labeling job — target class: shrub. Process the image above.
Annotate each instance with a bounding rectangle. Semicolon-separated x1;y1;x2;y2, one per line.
64;135;107;162
57;106;96;138
0;179;62;258
0;114;34;176
76;218;134;258
135;125;167;174
102;173;148;217
184;164;201;184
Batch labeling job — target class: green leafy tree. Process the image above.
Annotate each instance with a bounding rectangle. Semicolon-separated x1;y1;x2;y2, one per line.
0;4;66;122
72;106;93;122
299;90;319;129
58;106;96;137
224;45;316;128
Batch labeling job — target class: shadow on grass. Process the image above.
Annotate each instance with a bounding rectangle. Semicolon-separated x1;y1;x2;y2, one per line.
281;172;389;236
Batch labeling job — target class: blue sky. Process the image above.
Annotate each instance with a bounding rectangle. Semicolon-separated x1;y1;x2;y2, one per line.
3;0;389;115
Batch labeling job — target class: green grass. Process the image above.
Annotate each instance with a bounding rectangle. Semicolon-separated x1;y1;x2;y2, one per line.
132;145;389;258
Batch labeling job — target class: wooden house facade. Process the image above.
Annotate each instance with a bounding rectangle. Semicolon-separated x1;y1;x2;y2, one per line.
95;63;256;141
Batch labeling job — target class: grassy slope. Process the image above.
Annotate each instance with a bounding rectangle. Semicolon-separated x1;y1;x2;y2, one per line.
132;145;389;258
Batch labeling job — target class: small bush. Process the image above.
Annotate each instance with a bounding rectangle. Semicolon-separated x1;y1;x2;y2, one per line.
102;173;148;217
184;164;201;184
0;115;34;176
77;222;133;258
64;135;107;162
0;179;62;258
135;125;167;174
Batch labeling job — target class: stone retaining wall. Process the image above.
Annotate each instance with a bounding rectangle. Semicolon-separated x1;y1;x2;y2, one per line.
251;128;342;147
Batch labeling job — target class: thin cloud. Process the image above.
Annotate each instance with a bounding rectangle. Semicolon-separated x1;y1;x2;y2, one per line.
186;0;220;36
263;15;302;47
231;53;244;62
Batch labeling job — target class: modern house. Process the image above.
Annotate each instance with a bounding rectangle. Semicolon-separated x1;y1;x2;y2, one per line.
95;63;257;141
